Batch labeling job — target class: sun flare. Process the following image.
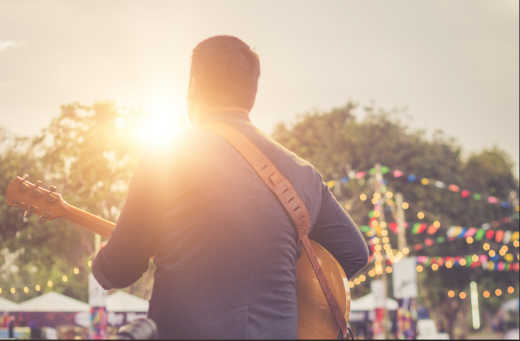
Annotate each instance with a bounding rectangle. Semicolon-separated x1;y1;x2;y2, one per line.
116;99;188;150
138;112;184;149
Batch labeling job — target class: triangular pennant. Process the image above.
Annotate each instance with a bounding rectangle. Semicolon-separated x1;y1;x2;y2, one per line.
393;169;403;178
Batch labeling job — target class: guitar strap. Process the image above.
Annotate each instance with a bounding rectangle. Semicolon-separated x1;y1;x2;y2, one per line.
208;122;350;339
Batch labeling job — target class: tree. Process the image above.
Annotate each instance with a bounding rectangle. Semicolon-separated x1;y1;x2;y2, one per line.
1;100;517;338
272;102;519;338
0;102;153;302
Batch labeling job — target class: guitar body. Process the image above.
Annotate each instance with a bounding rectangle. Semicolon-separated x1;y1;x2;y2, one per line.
297;240;350;339
5;175;350;339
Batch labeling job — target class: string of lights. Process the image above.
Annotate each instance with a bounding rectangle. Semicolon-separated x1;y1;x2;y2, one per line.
0;260;92;298
446;286;517;300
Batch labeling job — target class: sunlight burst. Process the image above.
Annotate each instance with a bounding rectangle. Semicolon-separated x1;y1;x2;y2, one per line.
138;112;184;149
116;98;187;150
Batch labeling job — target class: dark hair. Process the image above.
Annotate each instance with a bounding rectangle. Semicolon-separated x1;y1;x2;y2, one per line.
189;35;260;111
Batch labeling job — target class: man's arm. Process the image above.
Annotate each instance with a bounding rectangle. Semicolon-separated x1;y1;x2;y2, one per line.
92;154;170;290
309;183;369;279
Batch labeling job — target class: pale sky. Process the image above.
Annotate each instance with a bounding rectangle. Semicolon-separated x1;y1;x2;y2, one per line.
1;0;518;174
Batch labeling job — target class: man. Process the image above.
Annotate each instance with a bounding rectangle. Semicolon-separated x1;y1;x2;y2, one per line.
93;35;369;339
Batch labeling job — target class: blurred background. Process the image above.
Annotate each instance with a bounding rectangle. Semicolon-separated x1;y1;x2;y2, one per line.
0;0;518;339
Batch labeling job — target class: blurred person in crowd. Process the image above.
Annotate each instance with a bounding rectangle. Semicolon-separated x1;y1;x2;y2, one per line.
8;315;15;339
1;312;9;328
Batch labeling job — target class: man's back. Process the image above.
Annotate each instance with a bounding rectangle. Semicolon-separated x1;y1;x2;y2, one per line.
93;111;368;339
150;114;326;339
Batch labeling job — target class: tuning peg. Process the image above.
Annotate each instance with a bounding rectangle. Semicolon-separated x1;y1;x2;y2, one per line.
36;180;44;188
22;174;29;180
47;186;58;203
19;180;28;191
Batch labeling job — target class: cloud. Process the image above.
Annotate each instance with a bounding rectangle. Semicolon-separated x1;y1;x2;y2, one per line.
0;40;22;51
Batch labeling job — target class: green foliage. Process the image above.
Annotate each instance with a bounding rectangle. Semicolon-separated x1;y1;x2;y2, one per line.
273;101;519;337
0;100;517;338
0;102;151;302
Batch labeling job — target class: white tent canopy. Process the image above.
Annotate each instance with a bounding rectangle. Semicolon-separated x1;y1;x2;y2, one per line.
0;297;19;312
500;298;519;311
350;293;399;311
107;291;148;312
17;292;89;312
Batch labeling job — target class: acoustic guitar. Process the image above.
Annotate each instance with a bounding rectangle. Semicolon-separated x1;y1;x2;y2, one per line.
5;175;350;339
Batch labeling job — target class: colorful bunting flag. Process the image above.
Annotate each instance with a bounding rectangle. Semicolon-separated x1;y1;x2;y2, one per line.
434;180;445;189
503;231;512;244
464;227;477;238
426;224;439;235
488;196;499;204
495;230;504;243
355;171;366;179
412;222;426;234
393;169;403;178
475;229;485;241
457;227;467;238
447;226;458;238
326;165;513;209
360;225;370;233
448;184;460;192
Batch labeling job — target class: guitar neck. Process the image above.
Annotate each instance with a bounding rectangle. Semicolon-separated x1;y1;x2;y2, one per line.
63;202;115;238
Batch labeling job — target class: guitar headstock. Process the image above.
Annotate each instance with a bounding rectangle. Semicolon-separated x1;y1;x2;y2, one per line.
5;175;67;221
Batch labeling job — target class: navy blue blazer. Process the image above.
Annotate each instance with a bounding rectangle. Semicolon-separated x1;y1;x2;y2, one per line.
93;110;369;339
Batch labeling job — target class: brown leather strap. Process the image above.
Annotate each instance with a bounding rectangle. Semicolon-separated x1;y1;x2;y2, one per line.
208;123;348;338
